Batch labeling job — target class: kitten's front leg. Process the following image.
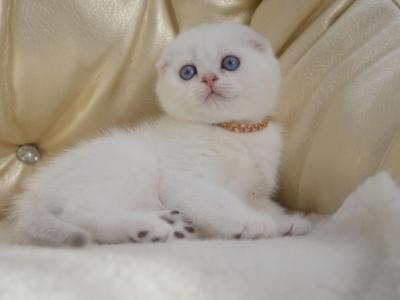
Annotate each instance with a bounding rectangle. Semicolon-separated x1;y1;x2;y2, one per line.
275;213;313;236
160;175;278;240
250;196;312;236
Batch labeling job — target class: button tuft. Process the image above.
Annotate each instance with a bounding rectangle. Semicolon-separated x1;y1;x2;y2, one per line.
16;145;41;165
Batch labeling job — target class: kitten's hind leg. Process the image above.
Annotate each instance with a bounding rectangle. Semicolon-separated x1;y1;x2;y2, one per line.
81;210;197;244
160;176;279;240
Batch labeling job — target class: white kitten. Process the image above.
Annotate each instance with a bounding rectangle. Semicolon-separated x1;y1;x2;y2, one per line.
11;23;311;246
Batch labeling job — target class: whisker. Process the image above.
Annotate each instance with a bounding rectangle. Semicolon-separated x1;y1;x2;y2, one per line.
189;86;208;99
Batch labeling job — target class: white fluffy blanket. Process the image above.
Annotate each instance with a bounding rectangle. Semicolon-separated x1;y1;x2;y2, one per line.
0;172;399;300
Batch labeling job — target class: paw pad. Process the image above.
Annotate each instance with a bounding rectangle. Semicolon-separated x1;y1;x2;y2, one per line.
157;210;197;241
174;231;185;239
184;226;194;233
138;230;148;238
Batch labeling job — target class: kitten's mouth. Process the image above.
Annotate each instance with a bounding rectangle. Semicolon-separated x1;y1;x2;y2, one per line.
205;90;225;101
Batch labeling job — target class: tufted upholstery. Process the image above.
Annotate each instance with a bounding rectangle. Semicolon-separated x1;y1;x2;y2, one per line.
0;0;399;216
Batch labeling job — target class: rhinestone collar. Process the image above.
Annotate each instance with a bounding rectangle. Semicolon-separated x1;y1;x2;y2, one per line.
215;116;271;133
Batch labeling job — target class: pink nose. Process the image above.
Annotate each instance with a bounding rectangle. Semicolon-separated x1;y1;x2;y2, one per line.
202;73;218;88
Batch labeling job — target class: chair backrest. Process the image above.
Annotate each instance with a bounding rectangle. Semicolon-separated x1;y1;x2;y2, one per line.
0;0;399;215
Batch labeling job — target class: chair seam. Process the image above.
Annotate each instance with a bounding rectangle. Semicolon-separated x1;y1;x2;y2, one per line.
392;0;400;11
376;129;400;172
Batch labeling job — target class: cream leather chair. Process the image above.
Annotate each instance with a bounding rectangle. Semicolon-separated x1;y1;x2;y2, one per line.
1;0;399;220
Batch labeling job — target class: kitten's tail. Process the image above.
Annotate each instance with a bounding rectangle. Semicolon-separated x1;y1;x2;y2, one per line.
11;199;90;247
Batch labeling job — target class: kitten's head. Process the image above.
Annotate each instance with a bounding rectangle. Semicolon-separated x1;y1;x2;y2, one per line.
156;23;280;123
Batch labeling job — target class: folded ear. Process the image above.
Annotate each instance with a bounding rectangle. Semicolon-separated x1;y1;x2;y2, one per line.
156;56;167;72
248;30;273;55
156;48;171;73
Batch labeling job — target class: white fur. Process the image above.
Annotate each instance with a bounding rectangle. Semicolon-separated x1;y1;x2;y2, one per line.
1;172;399;299
11;23;310;246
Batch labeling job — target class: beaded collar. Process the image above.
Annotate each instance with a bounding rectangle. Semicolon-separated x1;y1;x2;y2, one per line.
215;117;271;133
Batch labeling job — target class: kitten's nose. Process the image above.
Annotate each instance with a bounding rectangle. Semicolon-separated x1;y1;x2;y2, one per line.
202;73;218;88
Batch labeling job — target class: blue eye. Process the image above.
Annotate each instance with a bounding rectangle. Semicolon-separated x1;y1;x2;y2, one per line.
221;55;240;71
179;65;197;80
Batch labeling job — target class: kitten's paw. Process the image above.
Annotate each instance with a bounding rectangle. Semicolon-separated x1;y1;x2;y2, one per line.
127;218;171;243
127;210;198;243
278;214;312;236
208;214;278;240
233;217;278;240
93;210;198;245
96;216;173;244
156;210;198;241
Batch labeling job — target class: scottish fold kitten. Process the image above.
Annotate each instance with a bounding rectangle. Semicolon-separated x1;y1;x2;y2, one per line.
12;23;311;246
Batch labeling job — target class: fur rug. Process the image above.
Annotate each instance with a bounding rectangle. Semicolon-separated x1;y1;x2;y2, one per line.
0;172;399;300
